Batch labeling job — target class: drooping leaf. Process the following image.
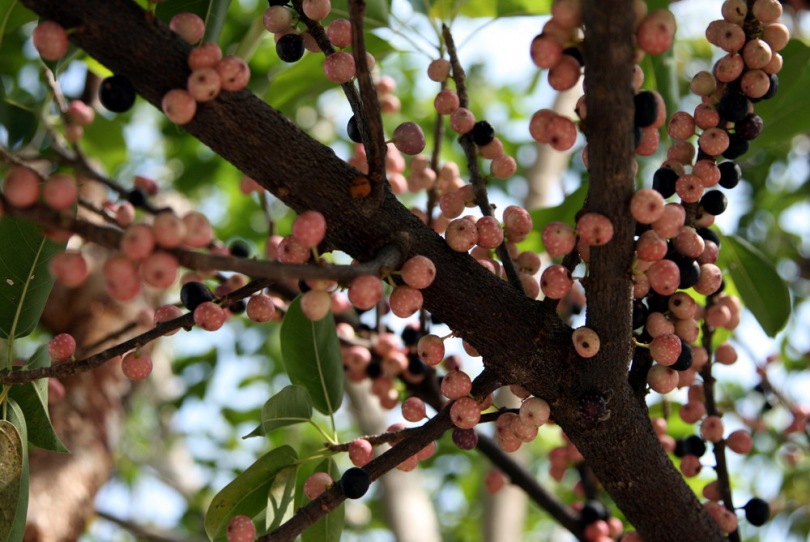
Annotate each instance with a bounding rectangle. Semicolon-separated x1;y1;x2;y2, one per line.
301;458;344;542
203;0;230;44
0;419;23;542
332;0;391;27
204;445;298;541
5;399;29;542
753;40;810;150
243;384;313;439
8;346;69;453
0;216;66;340
267;465;297;531
719;234;791;337
279;296;343;416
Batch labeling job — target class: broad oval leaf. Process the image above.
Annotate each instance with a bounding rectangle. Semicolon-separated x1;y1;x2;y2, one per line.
301;458;344;542
267;465;297;531
280;296;343;416
5;399;29;542
719;234;791;337
0;420;23;542
204;445;298;541
0;216;65;339
244;385;313;439
8;346;69;453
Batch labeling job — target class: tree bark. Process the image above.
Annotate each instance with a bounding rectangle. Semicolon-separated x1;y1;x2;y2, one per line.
17;0;725;539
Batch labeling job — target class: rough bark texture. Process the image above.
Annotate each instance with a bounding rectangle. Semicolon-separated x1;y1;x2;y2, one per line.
26;246;156;542
17;0;725;539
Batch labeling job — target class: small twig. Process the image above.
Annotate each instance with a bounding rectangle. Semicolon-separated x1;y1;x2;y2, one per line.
476;435;585;541
700;319;739;542
326;408;518;453
348;0;387;185
0;280;271;385
78;320;138;357
95;509;207;542
262;407;455;541
292;0;387;199
442;24;524;294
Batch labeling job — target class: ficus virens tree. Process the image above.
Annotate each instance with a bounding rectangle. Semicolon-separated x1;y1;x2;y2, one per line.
1;0;808;541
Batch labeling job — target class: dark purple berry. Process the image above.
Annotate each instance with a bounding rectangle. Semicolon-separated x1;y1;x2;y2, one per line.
699;190;728;216
268;0;290;5
697;227;720;246
229;239;251;258
718;161;741;189
632;300;649;330
674;435;706;458
653;167;678;198
347;115;362;143
126;187;149;208
717;92;749;123
581;500;609;524
634;91;659;128
401;325;424;346
276;33;305;63
562;46;584;66
471;120;495;146
671;342;693;371
647;293;671;314
722;133;749;159
180;281;214;311
743;497;770;526
736;114;763;141
229;299;247;314
666;254;700;289
365;359;382;378
99;75;136;113
340;467;370;499
452;427;479;450
407;353;427;375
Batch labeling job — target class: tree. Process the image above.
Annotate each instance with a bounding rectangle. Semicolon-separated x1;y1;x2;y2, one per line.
1;0;808;541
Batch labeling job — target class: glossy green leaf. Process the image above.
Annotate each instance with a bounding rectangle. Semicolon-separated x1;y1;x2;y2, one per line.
203;0;230;44
4;399;29;542
267;465;297;531
244;385;313;438
719;234;791;337
332;0;391;27
754;40;810;150
0;216;65;340
8;346;69;453
301;458;343;542
280;296;343;416
406;0;549;18
204;445;298;541
0;419;23;542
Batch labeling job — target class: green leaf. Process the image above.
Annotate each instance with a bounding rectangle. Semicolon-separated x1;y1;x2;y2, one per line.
267;465;297;531
203;0;230;44
7;347;69;453
0;216;66;340
0;419;23;542
301;458;344;542
718;234;791;337
332;0;391;27
244;385;314;439
4;399;29;542
753;40;810;150
204;445;297;541
280;296;343;416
